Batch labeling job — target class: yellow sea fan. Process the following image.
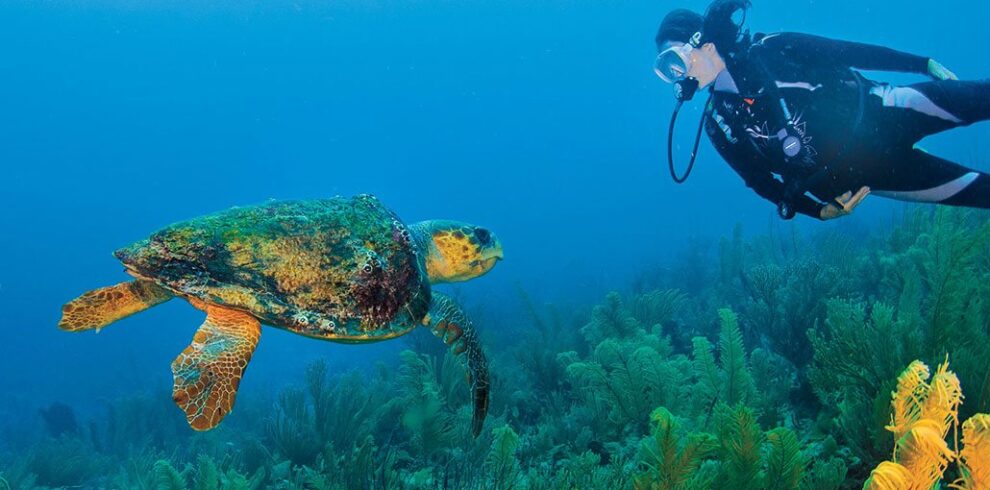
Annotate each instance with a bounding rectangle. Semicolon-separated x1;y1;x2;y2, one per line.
896;418;956;489
922;360;964;439
863;461;913;490
886;360;931;442
952;414;990;490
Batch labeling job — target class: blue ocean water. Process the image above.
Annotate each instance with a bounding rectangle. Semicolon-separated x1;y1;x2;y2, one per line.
1;1;989;488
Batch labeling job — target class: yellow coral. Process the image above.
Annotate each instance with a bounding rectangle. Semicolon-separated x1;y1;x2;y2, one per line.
864;461;913;490
886;360;931;443
870;359;990;490
922;360;964;440
895;419;956;489
952;414;990;490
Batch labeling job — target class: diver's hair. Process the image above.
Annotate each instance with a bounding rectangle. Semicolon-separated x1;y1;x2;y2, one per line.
701;0;752;55
655;8;704;50
655;1;752;55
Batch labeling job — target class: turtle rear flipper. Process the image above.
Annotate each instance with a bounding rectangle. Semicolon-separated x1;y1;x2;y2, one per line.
59;280;173;332
171;300;261;431
424;293;490;437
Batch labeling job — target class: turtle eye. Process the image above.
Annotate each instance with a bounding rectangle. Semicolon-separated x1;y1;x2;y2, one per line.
474;227;492;245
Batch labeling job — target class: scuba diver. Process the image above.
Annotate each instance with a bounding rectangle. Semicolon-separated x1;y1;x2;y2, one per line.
655;0;990;220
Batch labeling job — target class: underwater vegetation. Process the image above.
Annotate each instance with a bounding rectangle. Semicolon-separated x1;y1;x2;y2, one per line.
863;359;990;489
6;206;990;489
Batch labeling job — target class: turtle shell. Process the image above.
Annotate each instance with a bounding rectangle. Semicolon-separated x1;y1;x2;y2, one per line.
114;195;431;341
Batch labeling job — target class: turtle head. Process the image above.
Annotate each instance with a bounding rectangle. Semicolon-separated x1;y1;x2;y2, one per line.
409;220;504;284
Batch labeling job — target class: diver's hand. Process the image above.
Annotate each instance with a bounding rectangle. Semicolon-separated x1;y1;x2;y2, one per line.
928;59;958;81
820;186;870;220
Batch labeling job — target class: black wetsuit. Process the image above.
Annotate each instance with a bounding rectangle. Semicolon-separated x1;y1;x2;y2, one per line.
704;32;990;219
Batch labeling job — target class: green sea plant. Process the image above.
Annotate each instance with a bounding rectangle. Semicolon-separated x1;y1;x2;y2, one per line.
631;289;689;332
713;404;764;490
397;350;462;463
562;330;687;435
635;404;818;490
93;391;184;458
764;427;807;490
485;425;521;490
634;407;718;490
689;309;757;424
885;208;990;418
808;299;922;471
267;387;323;467
799;457;847;490
24;435;105;488
267;360;397;468
147;455;265;490
579;292;643;345
514;286;580;401
153;459;190;490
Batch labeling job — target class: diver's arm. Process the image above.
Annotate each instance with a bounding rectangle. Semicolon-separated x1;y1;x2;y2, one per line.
735;167;826;219
708;128;826;219
758;32;930;74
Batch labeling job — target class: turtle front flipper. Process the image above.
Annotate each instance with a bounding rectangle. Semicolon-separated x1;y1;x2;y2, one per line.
59;280;173;332
171;300;261;431
423;293;490;437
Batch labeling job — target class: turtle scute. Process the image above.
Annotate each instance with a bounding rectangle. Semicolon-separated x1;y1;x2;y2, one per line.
114;196;432;339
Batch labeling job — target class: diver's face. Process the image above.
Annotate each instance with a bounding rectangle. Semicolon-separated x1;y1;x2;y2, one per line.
655;41;725;89
688;43;725;88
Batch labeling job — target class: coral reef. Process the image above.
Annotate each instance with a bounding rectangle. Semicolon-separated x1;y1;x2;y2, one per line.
7;206;990;488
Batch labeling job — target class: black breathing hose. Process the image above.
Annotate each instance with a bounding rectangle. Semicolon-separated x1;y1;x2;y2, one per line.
667;93;713;184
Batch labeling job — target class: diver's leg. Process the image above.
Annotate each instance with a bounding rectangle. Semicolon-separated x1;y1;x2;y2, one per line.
871;80;990;140
870;148;990;208
909;79;990;125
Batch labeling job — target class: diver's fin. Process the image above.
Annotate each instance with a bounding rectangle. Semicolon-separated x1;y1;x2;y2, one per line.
171;301;261;431
59;280;173;332
423;293;490;437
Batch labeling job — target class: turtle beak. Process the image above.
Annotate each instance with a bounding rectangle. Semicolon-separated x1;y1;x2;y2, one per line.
472;235;503;276
482;235;504;262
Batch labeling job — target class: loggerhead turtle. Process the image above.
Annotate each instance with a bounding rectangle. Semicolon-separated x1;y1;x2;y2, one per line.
58;195;503;436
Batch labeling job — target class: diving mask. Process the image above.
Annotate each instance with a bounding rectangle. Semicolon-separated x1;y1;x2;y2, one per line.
653;32;702;83
654;44;692;83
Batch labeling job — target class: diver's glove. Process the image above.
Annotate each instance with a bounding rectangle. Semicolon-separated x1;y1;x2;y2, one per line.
928;59;959;81
820;186;870;220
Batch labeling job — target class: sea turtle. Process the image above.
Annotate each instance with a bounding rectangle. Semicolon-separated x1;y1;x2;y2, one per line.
58;195;503;436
